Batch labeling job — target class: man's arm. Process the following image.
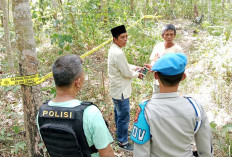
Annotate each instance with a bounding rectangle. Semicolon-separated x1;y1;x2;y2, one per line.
86;106;114;156
114;51;139;79
134;140;151;157
195;106;213;157
133;102;151;157
98;144;114;157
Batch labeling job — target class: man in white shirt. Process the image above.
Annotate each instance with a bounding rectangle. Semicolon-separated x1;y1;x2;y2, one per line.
146;24;184;93
108;25;143;151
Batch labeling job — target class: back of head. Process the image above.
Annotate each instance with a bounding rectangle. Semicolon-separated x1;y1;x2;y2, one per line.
52;54;83;87
162;24;176;35
151;53;187;86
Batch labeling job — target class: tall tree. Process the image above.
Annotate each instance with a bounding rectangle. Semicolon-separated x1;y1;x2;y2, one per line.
193;1;199;18
0;0;14;72
153;0;159;14
222;0;225;20
130;0;134;13
169;0;175;19
201;0;205;16
0;2;3;26
100;0;107;23
12;0;43;156
208;0;211;22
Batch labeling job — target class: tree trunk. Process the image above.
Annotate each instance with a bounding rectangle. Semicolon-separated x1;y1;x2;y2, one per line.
12;0;43;156
51;0;58;20
130;0;134;13
143;0;148;25
169;0;175;19
101;0;107;23
201;0;205;16
194;1;199;18
154;0;159;14
144;0;148;15
208;0;211;22
0;0;14;72
222;0;225;20
0;4;1;26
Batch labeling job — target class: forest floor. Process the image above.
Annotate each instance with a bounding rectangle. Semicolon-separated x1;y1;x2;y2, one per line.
0;19;231;156
104;19;232;157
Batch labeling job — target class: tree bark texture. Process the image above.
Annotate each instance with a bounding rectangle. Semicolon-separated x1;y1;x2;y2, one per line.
201;0;205;16
153;0;159;14
208;0;211;22
101;0;107;23
222;0;225;19
0;2;3;26
0;0;14;72
130;0;134;13
12;0;43;156
169;0;175;19
194;2;199;18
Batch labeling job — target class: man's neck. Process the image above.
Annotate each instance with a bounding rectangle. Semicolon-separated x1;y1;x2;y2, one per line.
164;42;174;49
114;42;122;48
159;85;178;93
52;88;78;102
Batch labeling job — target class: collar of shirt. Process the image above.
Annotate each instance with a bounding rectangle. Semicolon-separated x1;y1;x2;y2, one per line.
112;43;122;49
48;99;82;108
151;92;180;99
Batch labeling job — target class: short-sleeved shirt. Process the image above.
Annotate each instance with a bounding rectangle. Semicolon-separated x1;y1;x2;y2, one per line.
150;42;184;86
149;42;183;64
37;99;113;157
133;92;213;157
108;43;139;99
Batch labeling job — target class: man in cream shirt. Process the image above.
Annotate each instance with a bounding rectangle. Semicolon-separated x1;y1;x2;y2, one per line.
108;25;143;151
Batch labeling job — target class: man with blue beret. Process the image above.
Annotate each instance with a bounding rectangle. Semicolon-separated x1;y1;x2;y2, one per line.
131;53;213;157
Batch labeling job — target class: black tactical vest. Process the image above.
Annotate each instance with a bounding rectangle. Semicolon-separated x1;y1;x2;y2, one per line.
38;100;98;157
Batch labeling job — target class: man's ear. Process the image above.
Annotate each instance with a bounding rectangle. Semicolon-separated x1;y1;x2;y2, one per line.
74;77;81;88
154;72;159;80
181;73;186;81
113;37;117;42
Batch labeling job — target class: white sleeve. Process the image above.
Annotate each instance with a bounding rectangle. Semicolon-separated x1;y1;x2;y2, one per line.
128;64;138;71
149;45;157;61
115;51;139;78
176;44;184;53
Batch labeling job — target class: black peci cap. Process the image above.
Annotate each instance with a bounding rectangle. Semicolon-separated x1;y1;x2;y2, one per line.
111;25;127;37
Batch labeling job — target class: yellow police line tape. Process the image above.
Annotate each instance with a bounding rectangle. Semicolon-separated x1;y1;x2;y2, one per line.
0;15;161;86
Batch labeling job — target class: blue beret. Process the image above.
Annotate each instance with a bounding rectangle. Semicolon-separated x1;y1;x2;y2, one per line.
151;53;187;75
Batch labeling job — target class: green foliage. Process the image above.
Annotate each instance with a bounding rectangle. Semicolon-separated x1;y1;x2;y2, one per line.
3;85;20;93
211;122;232;156
1;0;232;156
10;142;27;154
0;86;27;156
51;33;73;54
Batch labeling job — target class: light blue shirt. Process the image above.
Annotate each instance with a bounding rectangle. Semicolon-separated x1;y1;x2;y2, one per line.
37;99;113;157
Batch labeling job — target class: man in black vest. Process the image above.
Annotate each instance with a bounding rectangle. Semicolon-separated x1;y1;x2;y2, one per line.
37;55;114;157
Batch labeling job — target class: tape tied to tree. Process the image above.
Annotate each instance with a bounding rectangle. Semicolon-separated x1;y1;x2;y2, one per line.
0;15;161;86
0;74;40;86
